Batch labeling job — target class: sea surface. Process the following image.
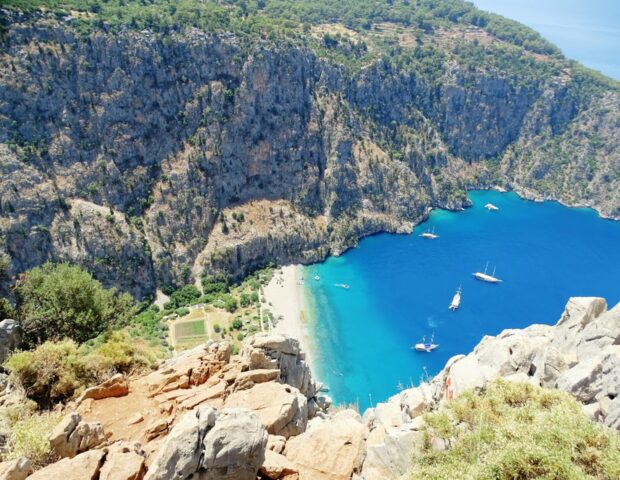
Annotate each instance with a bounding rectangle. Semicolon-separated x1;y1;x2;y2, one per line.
472;0;620;81
301;191;620;410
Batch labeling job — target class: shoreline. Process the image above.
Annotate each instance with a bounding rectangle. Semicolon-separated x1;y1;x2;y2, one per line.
264;265;315;370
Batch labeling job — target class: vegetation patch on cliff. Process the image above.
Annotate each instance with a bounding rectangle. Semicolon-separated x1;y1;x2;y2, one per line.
413;379;620;479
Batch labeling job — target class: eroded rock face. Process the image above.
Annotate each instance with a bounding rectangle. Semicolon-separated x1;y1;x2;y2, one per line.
241;334;315;398
144;407;267;480
49;412;107;459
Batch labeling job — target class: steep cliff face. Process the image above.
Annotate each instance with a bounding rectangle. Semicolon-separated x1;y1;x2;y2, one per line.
1;10;618;296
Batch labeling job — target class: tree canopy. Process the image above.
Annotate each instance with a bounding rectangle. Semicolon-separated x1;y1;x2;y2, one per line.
14;262;135;346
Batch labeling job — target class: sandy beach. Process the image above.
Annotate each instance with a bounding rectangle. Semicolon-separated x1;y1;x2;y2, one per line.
263;265;314;367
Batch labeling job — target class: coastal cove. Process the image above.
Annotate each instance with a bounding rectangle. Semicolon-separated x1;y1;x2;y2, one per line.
297;190;620;410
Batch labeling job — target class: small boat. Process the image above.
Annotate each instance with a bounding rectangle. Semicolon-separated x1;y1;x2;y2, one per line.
420;226;439;239
473;262;502;283
413;335;439;352
485;203;499;211
449;287;462;311
314;275;320;281
335;283;350;289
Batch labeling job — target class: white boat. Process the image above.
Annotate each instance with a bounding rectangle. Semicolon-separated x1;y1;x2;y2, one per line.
335;283;350;289
314;275;320;281
420;226;439;239
413;335;438;352
485;203;499;211
449;287;462;311
472;262;502;283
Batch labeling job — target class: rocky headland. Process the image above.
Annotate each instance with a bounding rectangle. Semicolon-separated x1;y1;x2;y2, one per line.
0;296;616;479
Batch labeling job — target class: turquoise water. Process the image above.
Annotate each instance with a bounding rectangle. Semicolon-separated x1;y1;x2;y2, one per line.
302;191;620;409
472;0;620;80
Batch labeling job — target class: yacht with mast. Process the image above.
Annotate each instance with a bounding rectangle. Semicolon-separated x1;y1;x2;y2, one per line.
420;226;439;239
485;203;499;211
413;334;438;352
473;262;502;283
449;286;462;310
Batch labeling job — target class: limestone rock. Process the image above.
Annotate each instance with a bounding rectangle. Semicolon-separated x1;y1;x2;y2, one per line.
49;412;106;458
0;457;31;480
77;374;129;405
259;450;300;480
99;442;146;480
267;435;287;454
0;320;20;364
200;408;268;480
361;428;424;480
144;407;266;480
144;407;216;480
241;335;315;398
284;410;368;480
27;449;106;480
225;382;308;438
233;369;280;391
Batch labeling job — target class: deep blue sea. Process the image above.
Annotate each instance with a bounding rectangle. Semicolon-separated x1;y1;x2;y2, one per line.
302;191;620;409
472;0;620;80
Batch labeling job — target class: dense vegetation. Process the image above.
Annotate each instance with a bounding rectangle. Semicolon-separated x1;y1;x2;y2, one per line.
13;262;135;346
413;380;620;479
2;0;559;55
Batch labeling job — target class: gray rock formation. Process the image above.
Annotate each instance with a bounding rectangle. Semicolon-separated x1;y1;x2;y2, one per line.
144;406;267;480
0;320;20;364
356;297;620;479
49;412;107;459
241;334;316;398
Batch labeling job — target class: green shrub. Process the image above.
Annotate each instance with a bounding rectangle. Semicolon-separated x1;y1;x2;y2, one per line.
4;339;85;408
236;332;244;341
5;331;158;407
5;410;61;467
15;262;135;346
175;307;190;317
0;297;14;320
411;379;620;479
201;274;229;294
213;323;221;333
166;285;201;309
232;318;243;330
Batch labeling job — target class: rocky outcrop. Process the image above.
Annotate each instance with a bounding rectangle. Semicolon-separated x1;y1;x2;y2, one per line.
241;335;316;398
355;297;620;479
0;320;20;364
284;410;368;480
144;407;267;480
27;449;106;480
48;412;107;459
76;374;129;405
0;457;31;480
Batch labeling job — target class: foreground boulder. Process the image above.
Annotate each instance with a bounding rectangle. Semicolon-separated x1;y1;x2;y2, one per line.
27;449;106;480
77;374;129;405
0;457;31;480
49;412;107;458
144;407;267;480
225;382;308;438
284;410;368;480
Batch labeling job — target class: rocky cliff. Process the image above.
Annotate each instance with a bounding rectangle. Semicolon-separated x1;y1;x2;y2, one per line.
0;296;617;479
1;5;619;297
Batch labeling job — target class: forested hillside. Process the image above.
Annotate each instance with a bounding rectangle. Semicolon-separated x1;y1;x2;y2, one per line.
1;0;619;298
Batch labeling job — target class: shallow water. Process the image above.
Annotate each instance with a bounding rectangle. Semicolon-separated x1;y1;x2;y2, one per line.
302;191;620;409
